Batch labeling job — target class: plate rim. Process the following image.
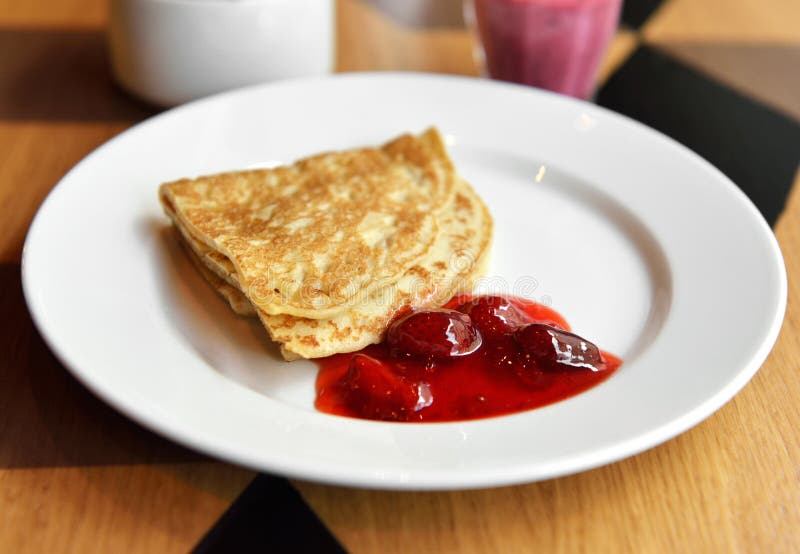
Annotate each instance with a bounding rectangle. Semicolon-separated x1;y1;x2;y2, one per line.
21;72;788;490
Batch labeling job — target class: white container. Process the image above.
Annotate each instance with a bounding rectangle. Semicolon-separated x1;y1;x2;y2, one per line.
109;0;335;106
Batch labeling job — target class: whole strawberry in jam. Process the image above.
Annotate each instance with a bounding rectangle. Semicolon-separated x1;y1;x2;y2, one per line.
456;295;528;340
386;309;482;359
314;294;622;422
342;354;421;421
514;323;605;372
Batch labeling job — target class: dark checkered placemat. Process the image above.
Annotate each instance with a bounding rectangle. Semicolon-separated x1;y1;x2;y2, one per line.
192;475;345;553
621;0;666;28
597;44;800;226
191;1;799;552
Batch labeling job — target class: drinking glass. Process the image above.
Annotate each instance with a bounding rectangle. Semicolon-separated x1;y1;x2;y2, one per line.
464;0;623;99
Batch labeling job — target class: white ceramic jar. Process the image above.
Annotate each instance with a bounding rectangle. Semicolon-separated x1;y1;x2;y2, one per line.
109;0;335;106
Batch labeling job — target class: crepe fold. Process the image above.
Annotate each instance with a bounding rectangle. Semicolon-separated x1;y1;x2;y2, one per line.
160;128;493;360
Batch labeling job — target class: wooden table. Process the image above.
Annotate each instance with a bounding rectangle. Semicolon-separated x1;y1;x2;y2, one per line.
2;0;799;551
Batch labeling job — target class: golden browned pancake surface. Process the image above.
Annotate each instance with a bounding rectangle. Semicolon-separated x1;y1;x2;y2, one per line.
169;178;492;360
160;128;455;319
161;128;494;360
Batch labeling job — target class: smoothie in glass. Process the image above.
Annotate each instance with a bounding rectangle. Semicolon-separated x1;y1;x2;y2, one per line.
469;0;622;99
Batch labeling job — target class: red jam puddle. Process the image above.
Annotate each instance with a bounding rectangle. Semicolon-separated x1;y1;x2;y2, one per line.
314;295;621;422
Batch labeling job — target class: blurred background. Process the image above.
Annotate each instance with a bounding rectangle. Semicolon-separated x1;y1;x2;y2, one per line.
2;0;798;118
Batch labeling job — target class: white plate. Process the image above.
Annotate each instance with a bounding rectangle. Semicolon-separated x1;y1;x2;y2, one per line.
22;73;786;490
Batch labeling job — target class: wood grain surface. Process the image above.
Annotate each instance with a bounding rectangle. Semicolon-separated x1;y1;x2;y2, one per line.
1;0;798;552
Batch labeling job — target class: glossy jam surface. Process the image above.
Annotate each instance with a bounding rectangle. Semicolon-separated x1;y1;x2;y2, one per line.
314;295;621;422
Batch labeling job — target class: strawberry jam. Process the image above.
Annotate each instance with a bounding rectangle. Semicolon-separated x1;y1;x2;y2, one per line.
314;295;621;422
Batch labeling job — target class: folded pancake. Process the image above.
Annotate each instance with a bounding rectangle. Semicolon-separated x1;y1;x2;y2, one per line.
177;233;257;317
160;128;455;319
168;178;493;360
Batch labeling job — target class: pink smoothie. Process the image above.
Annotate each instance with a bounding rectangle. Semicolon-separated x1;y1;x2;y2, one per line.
472;0;622;99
